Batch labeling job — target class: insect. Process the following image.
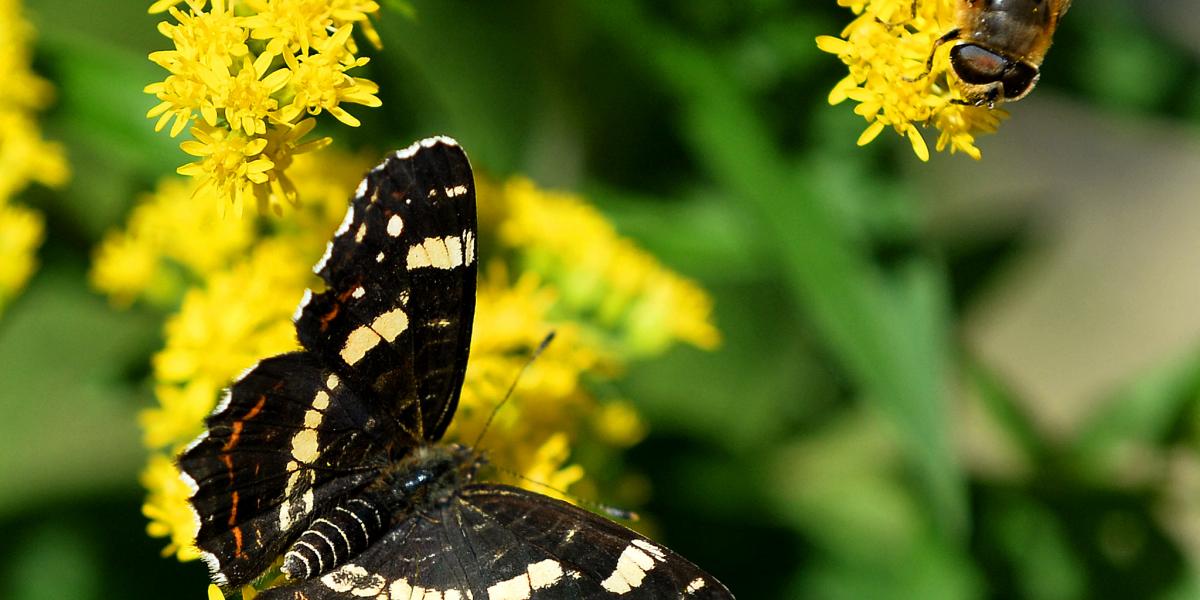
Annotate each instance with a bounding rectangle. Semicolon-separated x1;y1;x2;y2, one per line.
178;136;735;599
923;0;1072;107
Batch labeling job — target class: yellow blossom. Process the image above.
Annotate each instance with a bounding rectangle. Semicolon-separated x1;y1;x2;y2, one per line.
278;25;381;127
151;241;307;390
0;202;43;310
0;0;68;314
91;176;254;306
817;0;1006;160
178;124;275;213
146;0;382;212
141;453;201;561
488;176;721;356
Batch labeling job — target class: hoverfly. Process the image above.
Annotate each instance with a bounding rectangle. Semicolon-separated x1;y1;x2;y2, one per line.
921;0;1072;107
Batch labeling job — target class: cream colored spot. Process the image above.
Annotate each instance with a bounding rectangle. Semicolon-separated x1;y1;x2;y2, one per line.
355;223;368;243
445;184;468;197
487;574;529;600
340;326;381;365
406;241;431;269
351;286;366;299
313;390;330;411
321;564;385;596
488;559;564;600
686;577;707;593
326;374;340;390
376;252;386;263
303;409;322;428
406;236;464;270
279;471;315;530
291;429;320;463
371;307;409;342
464;230;476;265
444;236;463;265
632;539;666;560
527;559;565;589
601;543;658;594
387;214;404;237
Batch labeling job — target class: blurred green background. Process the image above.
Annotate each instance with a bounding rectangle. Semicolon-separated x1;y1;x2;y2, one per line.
4;0;1200;598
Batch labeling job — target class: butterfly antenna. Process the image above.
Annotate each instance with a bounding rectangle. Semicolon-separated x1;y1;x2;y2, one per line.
498;465;640;522
472;330;556;451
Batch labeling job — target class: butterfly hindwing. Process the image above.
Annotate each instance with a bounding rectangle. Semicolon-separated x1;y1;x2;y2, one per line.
178;353;386;587
255;484;733;600
295;137;477;446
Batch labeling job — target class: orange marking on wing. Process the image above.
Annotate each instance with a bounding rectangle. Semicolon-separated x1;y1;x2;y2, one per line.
319;305;340;331
223;422;244;451
222;395;266;451
243;394;267;420
232;526;245;557
228;490;239;526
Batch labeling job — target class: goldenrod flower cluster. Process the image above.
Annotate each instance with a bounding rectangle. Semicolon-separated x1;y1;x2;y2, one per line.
91;149;720;592
486;177;720;357
145;0;383;214
816;0;1005;160
0;0;68;313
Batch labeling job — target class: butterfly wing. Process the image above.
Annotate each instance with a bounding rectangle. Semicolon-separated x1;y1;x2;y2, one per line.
294;136;477;446
257;484;735;599
180;137;478;588
178;353;384;587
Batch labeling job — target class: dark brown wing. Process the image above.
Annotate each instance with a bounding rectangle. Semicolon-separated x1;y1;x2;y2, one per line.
294;136;477;446
178;353;383;588
257;484;735;599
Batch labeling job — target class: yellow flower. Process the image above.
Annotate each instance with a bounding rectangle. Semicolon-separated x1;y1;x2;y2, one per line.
0;201;43;310
0;0;68;314
278;25;381;127
178;124;275;214
146;0;381;212
91;176;255;306
141;453;201;561
151;241;307;390
488;176;721;356
0;112;68;199
817;0;1005;160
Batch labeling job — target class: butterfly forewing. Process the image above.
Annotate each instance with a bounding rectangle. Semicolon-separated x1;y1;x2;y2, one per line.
295;137;477;446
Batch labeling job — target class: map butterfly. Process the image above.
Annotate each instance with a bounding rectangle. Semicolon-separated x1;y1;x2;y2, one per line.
179;137;735;599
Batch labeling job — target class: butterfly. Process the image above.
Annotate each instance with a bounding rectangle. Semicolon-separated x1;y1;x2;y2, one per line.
179;136;735;599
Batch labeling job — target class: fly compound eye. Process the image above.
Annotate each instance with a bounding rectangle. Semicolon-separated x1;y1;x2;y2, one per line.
1001;61;1040;100
949;43;1010;85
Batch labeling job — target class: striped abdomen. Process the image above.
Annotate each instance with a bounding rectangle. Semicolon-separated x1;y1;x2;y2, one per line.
282;497;386;580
